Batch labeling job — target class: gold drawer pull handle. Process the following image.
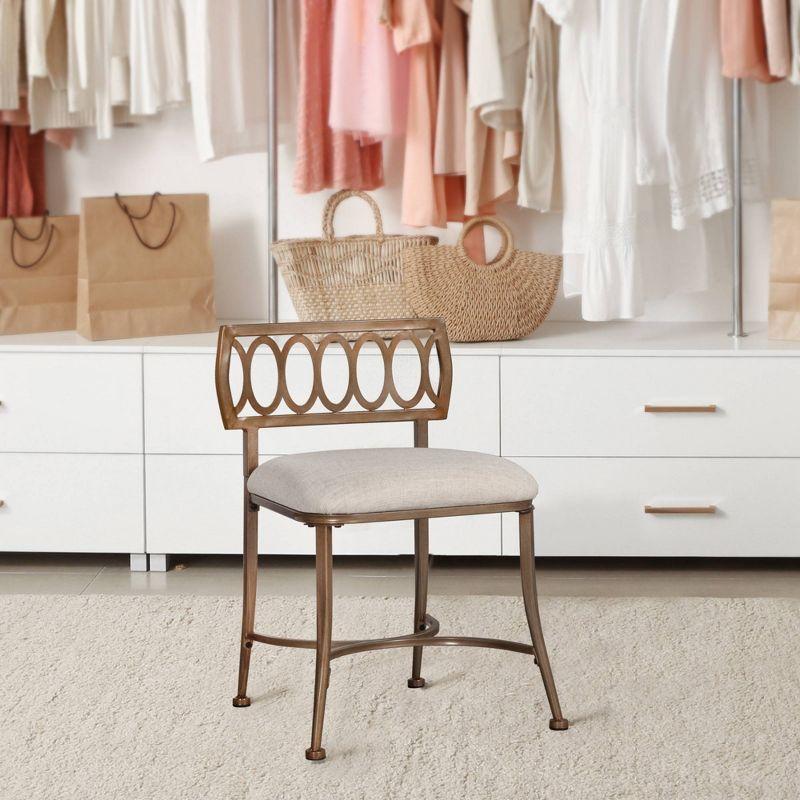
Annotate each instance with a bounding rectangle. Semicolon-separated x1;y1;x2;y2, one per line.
644;505;717;515
644;404;717;413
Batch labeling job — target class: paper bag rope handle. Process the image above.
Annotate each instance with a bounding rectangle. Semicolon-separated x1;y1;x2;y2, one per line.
10;212;56;269
114;192;177;250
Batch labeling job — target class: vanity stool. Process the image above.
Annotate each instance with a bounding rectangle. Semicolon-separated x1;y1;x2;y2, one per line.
214;319;568;761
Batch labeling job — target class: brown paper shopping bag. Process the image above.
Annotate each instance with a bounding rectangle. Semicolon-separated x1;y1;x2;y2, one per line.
769;199;800;341
0;213;79;335
76;192;216;340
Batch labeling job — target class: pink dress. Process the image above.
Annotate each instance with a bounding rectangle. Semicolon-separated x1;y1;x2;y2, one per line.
394;0;471;228
294;0;384;194
329;0;409;141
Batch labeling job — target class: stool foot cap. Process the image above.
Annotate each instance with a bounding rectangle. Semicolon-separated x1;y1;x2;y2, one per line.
305;748;326;761
232;696;251;708
407;677;426;689
549;719;569;731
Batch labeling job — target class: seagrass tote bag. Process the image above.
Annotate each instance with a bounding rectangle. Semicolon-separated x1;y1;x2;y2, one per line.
402;216;562;342
272;189;437;324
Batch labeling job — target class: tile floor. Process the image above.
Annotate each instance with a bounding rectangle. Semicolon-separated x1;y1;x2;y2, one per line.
1;553;799;598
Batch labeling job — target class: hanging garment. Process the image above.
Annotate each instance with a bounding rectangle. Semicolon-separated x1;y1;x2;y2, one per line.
458;0;519;216
1;96;74;149
762;0;791;78
129;0;187;116
467;0;530;132
546;0;720;321
27;0;96;134
0;125;47;218
720;0;778;82
393;0;450;227
277;0;299;139
433;0;467;177
637;0;769;231
518;0;560;212
329;0;408;142
791;0;800;84
184;0;272;162
0;0;22;110
294;0;383;192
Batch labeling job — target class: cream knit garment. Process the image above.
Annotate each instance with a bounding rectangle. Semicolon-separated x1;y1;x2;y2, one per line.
0;0;22;110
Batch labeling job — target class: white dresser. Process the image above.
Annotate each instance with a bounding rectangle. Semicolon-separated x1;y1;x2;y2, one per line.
1;322;798;568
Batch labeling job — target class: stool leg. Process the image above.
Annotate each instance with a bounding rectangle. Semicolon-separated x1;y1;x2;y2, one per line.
306;524;334;761
408;518;430;689
233;500;259;708
519;509;569;731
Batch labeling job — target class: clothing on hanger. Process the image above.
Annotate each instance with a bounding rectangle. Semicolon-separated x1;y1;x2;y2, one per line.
461;0;519;216
720;0;779;82
294;0;383;194
761;0;792;78
393;0;451;227
518;0;560;212
0;124;47;218
433;0;467;178
129;0;187;117
791;0;800;84
0;0;23;111
467;0;530;133
329;0;409;142
545;0;726;321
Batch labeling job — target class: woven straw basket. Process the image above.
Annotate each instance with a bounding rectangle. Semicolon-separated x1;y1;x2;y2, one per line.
402;216;562;342
272;190;437;325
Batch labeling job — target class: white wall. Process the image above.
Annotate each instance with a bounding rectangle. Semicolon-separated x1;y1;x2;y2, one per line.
46;84;800;325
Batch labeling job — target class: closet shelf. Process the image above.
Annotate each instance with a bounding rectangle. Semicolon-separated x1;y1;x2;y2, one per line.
0;322;796;357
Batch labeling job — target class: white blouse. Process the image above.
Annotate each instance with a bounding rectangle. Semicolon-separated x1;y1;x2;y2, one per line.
0;0;22;110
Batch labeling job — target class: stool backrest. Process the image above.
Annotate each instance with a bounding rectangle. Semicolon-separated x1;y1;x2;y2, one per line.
215;319;452;431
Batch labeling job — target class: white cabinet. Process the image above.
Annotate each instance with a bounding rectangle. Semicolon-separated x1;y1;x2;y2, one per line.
2;322;799;562
0;454;144;552
0;353;142;453
501;457;800;558
501;356;800;457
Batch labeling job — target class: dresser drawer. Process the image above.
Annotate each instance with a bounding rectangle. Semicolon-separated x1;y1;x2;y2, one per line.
0;353;142;453
501;356;800;457
501;457;800;557
144;353;499;456
0;454;144;552
145;455;501;556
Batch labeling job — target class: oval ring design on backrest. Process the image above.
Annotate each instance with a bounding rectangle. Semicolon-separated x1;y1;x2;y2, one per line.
315;333;357;412
421;333;446;404
351;332;392;411
231;338;249;415
281;334;319;414
244;336;284;416
386;332;429;409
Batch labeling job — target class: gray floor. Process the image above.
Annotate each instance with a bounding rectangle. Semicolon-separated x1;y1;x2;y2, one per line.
1;553;799;598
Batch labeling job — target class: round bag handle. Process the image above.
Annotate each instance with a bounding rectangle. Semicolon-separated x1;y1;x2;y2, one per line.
114;192;177;250
457;216;516;270
9;211;56;269
322;189;385;242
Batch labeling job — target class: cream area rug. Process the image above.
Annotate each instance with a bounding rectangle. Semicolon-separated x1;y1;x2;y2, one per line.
1;594;799;800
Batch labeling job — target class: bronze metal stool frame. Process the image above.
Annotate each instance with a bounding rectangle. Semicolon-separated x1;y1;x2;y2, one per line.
215;319;568;761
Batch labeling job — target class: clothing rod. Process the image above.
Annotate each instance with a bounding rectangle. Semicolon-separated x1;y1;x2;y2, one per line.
267;0;279;323
730;78;746;338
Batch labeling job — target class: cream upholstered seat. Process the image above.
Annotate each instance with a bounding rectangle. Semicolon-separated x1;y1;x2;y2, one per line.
247;448;538;516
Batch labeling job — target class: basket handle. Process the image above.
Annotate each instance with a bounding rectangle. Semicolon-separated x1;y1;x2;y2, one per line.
322;190;385;242
114;192;177;250
9;211;56;269
457;216;515;269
